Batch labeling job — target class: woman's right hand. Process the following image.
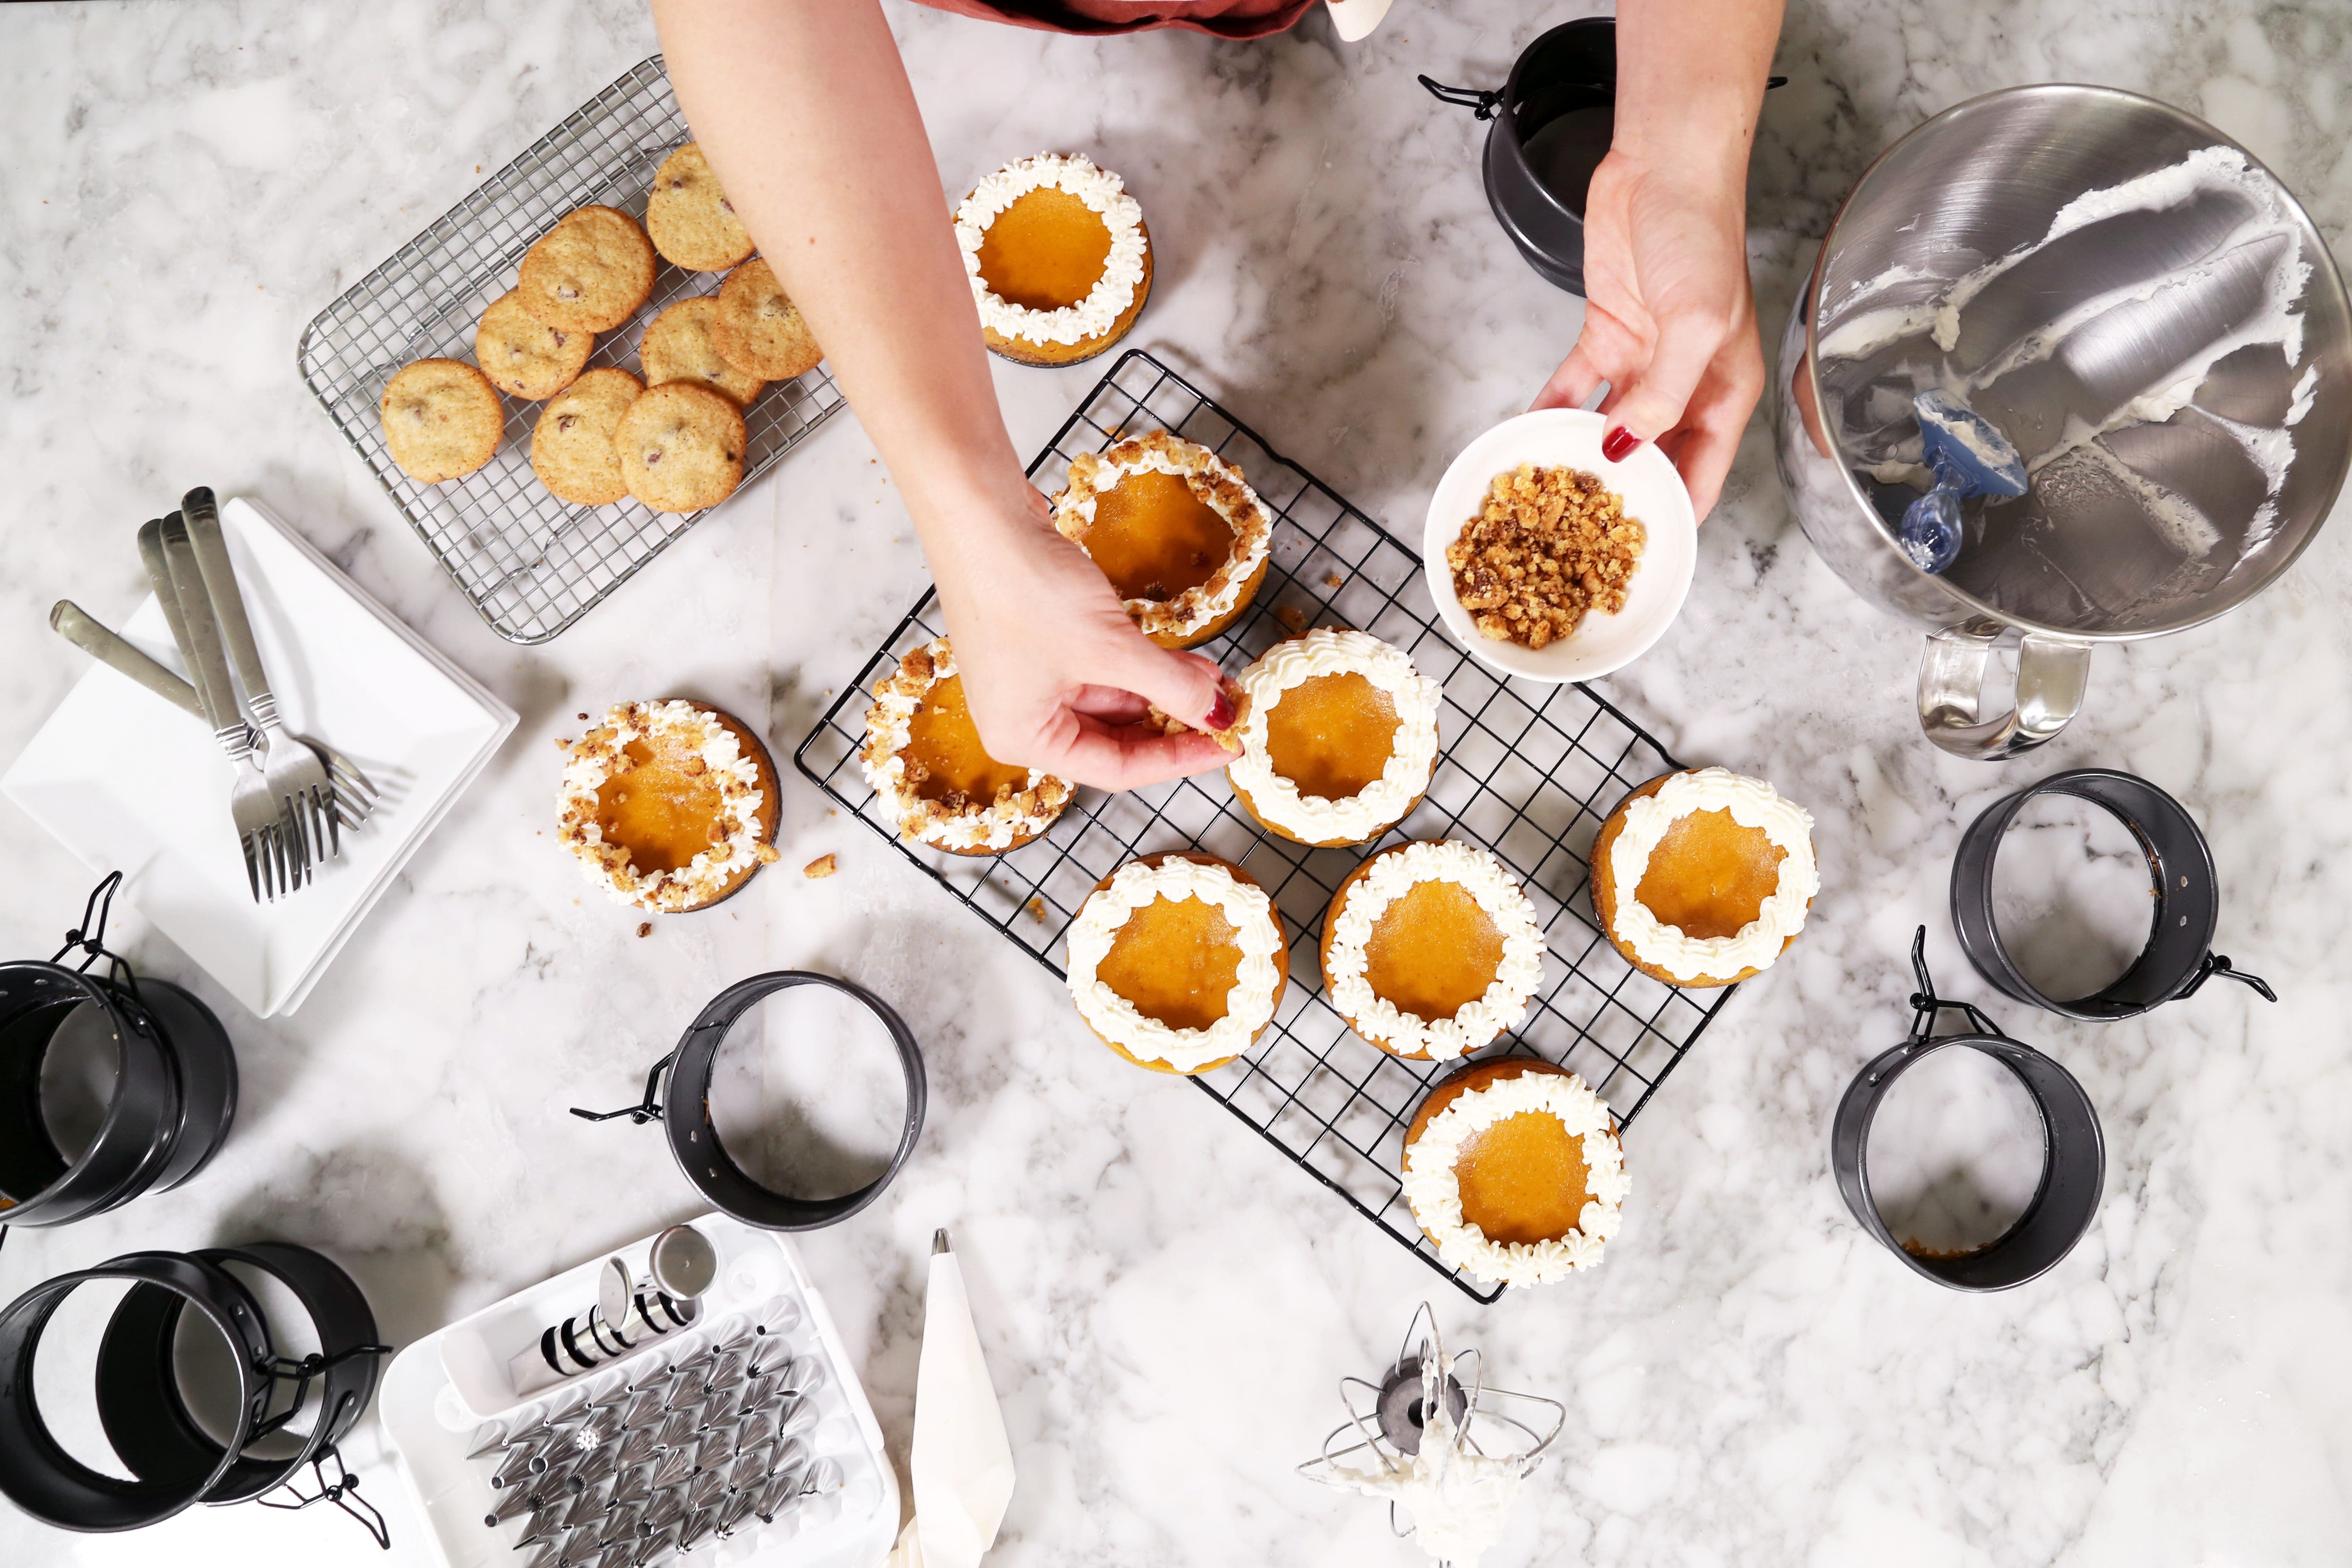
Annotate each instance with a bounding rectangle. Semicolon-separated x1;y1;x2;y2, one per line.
929;482;1239;791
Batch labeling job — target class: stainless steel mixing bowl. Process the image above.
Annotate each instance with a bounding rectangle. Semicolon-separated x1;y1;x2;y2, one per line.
1773;84;2350;758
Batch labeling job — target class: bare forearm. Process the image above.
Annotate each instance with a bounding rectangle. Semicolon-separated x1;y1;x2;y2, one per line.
1612;0;1784;181
653;0;1027;567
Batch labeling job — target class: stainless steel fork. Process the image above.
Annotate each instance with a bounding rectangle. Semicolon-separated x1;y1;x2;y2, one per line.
182;488;345;871
150;514;301;899
48;600;383;828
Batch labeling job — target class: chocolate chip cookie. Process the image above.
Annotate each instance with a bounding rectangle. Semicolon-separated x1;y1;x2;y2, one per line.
517;205;657;333
617;381;746;513
639;296;764;408
645;143;755;273
476;289;594;400
380;358;503;483
530;367;643;506
712;259;823;381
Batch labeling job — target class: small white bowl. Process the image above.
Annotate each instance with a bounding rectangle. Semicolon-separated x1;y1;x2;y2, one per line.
1421;408;1698;683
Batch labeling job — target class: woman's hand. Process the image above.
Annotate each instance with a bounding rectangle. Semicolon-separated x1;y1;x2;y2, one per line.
1532;149;1763;521
1529;0;1783;522
930;483;1237;791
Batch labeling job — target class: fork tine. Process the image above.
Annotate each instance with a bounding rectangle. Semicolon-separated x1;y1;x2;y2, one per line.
332;784;372;826
326;752;379;801
240;830;263;904
317;785;342;860
284;797;314;888
289;803;313;889
310;790;329;867
272;820;294;899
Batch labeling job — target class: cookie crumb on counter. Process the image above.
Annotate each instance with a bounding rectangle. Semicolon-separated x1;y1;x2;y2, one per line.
1274;603;1307;633
555;736;571;749
578;712;590;720
1447;464;1645;650
1025;895;1047;921
1322;572;1344;589
804;853;837;879
636;922;653;938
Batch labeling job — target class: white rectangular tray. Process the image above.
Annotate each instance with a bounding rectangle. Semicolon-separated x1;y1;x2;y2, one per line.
377;1216;898;1568
2;496;518;1016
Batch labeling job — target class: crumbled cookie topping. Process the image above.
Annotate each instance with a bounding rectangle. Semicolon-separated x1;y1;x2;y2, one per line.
1446;464;1646;649
1140;677;1248;755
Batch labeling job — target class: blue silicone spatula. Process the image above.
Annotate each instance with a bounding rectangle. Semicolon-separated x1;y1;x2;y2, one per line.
1900;390;2029;573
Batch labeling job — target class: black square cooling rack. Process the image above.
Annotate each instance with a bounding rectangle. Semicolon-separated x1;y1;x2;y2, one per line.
796;351;1741;1303
299;56;845;646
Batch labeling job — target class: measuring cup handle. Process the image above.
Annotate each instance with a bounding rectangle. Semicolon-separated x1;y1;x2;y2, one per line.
1916;624;2093;760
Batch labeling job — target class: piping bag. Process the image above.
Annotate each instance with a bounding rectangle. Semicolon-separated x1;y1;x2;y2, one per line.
1900;390;2028;573
887;1231;1015;1568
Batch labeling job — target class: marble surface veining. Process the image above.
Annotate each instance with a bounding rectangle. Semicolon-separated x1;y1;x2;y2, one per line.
3;2;2351;1565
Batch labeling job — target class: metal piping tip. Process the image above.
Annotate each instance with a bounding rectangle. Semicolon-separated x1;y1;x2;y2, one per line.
933;1228;950;1255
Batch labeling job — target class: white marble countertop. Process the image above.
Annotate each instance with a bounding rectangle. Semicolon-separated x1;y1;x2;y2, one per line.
5;3;2350;1565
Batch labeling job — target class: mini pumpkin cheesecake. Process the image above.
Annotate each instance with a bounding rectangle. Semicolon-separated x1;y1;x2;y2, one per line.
1322;839;1543;1060
1228;628;1440;847
1402;1058;1629;1288
860;638;1073;855
957;153;1151;366
1052;433;1272;648
1591;767;1817;987
1065;852;1288;1075
557;700;781;913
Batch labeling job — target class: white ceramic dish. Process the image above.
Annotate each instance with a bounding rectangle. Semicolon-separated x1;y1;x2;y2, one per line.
1;496;517;1016
378;1215;898;1568
1420;407;1698;682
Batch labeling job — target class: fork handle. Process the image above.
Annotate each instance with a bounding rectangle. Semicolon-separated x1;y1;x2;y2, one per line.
159;512;253;761
136;518;202;688
182;487;281;731
51;601;208;721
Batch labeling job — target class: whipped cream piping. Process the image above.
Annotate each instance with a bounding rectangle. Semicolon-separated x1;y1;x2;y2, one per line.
956;153;1147;347
1402;1068;1628;1287
1053;432;1273;639
859;639;1072;852
556;700;776;913
1607;768;1816;982
1230;628;1440;842
1326;840;1542;1060
1065;858;1283;1072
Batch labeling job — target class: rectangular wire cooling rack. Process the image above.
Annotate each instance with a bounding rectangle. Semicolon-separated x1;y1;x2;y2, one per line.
796;352;1741;1303
298;56;845;645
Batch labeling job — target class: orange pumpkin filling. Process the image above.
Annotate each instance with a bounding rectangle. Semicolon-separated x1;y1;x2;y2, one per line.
975;186;1112;313
1633;808;1786;938
1263;672;1399;801
1080;469;1235;604
1364;879;1506;1022
901;671;1030;806
595;735;724;874
1454;1110;1593;1246
1094;894;1245;1031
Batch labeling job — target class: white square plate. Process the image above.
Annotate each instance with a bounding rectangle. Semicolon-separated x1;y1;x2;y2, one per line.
2;497;517;1016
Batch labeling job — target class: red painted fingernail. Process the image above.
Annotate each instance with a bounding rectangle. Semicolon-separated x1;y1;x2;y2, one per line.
1206;690;1236;731
1602;425;1643;463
